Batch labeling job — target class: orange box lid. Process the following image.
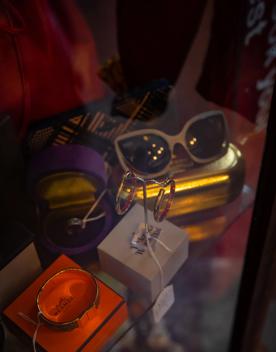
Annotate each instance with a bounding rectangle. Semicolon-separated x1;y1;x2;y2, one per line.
3;255;127;352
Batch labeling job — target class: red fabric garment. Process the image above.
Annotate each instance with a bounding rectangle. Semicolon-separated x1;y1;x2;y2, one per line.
0;0;104;137
197;0;276;128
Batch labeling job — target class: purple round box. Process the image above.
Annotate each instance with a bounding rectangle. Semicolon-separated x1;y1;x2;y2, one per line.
28;144;114;265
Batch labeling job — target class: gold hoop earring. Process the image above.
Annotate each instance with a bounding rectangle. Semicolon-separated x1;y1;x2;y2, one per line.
153;179;175;222
115;171;137;215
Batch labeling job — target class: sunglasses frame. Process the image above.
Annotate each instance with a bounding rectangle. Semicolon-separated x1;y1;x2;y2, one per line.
114;110;229;178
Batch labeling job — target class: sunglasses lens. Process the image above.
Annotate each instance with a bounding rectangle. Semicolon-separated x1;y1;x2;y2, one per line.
118;134;171;174
185;113;228;160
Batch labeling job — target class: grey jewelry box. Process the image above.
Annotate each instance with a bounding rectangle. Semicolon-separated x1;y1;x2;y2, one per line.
98;204;189;301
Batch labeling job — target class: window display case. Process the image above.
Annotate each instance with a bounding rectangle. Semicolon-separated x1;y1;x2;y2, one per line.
0;1;275;351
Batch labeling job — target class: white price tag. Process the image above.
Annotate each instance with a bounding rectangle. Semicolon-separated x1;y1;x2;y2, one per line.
152;285;175;323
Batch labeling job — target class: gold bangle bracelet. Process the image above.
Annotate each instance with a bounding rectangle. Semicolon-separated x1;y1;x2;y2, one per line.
36;268;99;331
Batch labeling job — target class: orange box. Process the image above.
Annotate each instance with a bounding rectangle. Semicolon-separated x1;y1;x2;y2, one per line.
3;255;128;352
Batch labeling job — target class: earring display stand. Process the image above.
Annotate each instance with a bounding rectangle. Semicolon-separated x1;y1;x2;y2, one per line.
115;171;176;254
98;173;188;301
130;178;162;254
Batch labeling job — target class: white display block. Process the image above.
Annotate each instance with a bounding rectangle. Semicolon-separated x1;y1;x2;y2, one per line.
98;204;189;301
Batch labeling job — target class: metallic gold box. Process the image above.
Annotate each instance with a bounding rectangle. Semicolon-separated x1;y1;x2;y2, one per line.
136;143;245;219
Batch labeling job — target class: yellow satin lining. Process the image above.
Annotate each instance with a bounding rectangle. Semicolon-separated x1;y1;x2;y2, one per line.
36;172;97;210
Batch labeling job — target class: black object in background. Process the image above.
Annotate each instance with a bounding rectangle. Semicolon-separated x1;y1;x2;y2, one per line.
117;0;206;89
0;115;27;222
0;115;36;263
229;86;276;351
0;322;5;351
